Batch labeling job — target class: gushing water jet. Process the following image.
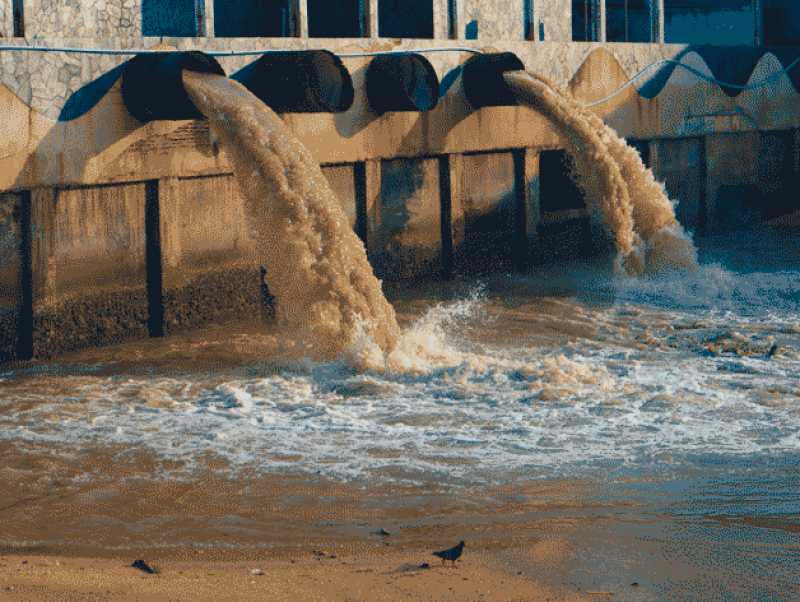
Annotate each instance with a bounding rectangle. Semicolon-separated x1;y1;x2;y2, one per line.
503;70;699;277
182;71;400;358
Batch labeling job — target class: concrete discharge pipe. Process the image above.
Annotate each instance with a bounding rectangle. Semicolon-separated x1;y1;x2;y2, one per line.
461;52;525;109
366;53;440;114
231;49;354;113
121;50;226;122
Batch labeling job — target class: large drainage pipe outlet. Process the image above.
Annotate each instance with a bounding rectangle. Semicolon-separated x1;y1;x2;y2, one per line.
231;50;354;113
462;52;525;109
122;51;226;123
366;54;440;115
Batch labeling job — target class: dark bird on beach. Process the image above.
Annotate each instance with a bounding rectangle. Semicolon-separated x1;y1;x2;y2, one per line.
432;541;465;565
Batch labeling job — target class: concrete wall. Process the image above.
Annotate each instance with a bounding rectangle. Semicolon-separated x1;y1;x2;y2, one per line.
159;175;265;335
370;157;442;282
705;132;760;227
29;182;150;358
455;151;519;273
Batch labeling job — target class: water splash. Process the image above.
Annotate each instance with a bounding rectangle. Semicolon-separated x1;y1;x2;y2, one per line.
504;71;698;278
182;71;400;357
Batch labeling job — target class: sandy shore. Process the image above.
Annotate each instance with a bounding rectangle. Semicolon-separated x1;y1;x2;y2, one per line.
0;438;663;601
0;544;622;602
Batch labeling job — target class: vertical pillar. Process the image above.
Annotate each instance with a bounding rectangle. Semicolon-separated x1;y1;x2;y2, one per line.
16;191;32;360
361;159;382;253
145;179;164;338
292;0;309;38
699;136;709;231
433;0;448;39
439;154;464;279
196;0;214;35
598;0;606;42
523;148;540;268
449;0;463;40
653;0;664;43
364;0;378;37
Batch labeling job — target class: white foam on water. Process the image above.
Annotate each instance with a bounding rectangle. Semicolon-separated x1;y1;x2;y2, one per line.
2;267;799;491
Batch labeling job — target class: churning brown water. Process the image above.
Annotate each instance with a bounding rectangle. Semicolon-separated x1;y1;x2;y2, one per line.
182;71;401;359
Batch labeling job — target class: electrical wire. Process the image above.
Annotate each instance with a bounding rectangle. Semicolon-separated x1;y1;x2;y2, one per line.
585;55;800;106
0;44;484;57
0;44;798;102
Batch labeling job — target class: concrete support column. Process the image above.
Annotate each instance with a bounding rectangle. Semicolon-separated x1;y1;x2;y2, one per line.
361;160;382;252
656;0;664;43
291;0;309;38
649;0;664;44
516;148;539;267
145;179;165;338
439;153;464;278
196;0;214;36
0;0;11;38
449;0;464;40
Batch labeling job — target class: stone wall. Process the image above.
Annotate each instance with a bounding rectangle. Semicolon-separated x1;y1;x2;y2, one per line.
24;0;141;39
29;183;151;358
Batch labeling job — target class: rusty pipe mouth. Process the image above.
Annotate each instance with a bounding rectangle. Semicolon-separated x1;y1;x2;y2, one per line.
462;52;525;109
366;53;440;115
230;49;354;113
121;50;226;123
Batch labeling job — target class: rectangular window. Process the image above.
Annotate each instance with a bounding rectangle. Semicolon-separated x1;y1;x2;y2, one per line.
379;0;433;39
213;0;291;37
606;0;654;43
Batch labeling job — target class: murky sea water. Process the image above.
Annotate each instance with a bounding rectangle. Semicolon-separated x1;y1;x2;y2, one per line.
2;228;800;600
2;228;799;491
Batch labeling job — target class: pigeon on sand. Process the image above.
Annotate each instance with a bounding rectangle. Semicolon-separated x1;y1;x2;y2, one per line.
432;541;465;566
